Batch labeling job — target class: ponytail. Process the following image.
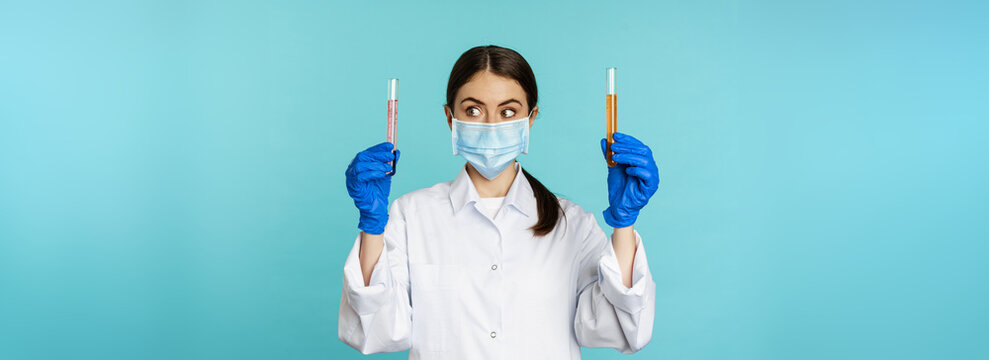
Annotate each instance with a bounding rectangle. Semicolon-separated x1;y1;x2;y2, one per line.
521;168;564;236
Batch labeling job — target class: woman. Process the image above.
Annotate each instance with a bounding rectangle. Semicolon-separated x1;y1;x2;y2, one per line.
339;45;660;359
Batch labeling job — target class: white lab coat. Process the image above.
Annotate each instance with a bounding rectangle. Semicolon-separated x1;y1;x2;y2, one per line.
339;163;656;359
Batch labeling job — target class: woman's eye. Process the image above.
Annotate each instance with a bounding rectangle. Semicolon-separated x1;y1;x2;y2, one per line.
502;109;516;118
466;107;481;117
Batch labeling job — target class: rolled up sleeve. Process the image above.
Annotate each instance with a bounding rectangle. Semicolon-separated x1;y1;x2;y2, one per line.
338;199;412;354
574;213;656;354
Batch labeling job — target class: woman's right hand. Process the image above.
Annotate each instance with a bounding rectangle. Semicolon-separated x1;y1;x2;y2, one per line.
345;142;399;235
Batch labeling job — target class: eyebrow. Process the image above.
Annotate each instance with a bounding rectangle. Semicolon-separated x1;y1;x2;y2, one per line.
460;97;522;107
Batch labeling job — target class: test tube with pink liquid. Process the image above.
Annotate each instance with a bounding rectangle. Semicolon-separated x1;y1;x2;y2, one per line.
386;78;398;176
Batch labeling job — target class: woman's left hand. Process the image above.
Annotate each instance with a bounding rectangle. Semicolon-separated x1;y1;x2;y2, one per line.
600;132;660;228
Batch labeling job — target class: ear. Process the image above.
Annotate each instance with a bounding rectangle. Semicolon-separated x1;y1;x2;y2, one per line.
445;105;453;131
529;105;539;129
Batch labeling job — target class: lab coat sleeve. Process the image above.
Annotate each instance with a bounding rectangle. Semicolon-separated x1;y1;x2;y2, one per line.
338;199;412;354
573;212;656;354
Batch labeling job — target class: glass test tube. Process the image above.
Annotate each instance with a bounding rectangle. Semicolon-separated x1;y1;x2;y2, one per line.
386;78;398;175
606;67;617;167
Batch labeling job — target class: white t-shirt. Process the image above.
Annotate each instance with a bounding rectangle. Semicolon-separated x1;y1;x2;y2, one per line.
477;196;506;219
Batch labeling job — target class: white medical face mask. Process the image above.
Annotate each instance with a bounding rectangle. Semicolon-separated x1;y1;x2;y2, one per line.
451;112;531;180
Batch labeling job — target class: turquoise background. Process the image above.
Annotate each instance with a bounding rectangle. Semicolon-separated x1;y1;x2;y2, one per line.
1;0;986;359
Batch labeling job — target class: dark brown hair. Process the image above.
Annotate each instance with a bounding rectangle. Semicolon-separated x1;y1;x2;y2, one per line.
446;45;563;236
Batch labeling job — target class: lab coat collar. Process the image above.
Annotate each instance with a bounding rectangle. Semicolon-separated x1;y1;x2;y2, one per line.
449;162;536;218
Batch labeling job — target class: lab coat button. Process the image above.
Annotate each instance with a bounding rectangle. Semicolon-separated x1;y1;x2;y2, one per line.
490;331;497;338
490;264;498;270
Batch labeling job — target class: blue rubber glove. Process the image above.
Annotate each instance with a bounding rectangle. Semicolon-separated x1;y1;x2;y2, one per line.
345;142;400;235
600;132;660;228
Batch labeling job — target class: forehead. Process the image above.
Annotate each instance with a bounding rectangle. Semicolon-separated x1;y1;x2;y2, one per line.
456;71;527;105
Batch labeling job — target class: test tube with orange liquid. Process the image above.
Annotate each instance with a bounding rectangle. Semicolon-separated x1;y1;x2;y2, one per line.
386;78;398;176
606;68;617;167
